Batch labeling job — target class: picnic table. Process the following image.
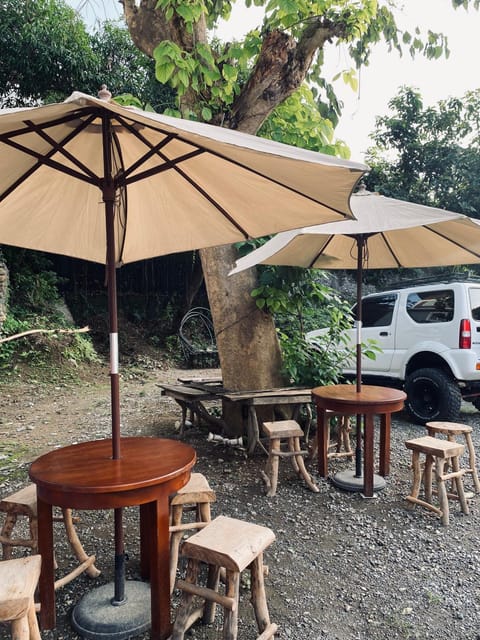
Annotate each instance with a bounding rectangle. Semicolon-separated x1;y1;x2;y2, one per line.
159;378;313;454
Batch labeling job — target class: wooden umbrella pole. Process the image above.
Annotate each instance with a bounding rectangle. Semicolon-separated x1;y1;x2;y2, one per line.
102;111;126;605
354;235;364;477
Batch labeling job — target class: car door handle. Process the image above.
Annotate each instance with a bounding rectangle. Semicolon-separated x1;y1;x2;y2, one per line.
379;331;389;336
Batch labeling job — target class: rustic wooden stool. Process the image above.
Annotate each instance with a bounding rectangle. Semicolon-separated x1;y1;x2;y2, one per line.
0;555;41;640
260;420;319;497
309;410;354;461
171;515;278;640
0;484;100;589
426;421;480;493
405;436;470;525
169;472;216;593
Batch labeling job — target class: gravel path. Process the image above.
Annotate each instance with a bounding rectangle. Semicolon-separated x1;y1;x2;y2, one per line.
1;366;480;640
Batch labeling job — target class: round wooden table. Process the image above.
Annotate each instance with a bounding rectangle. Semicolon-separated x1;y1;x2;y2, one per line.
29;436;196;640
311;384;406;496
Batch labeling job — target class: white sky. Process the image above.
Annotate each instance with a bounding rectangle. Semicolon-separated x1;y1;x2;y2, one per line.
72;1;480;162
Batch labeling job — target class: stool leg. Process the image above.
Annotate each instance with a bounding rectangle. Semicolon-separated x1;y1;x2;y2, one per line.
451;456;470;516
169;504;184;593
197;501;212;523
424;454;434;504
464;432;480;493
11;614;30;640
171;558;201;640
341;417;353;457
0;513;17;559
223;569;240;640
27;599;41;640
202;563;221;624
436;458;450;526
62;509;100;579
266;439;280;497
291;437;319;493
250;553;271;633
288;437;300;473
408;450;422;504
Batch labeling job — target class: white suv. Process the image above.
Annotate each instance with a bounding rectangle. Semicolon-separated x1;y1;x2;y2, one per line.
306;279;480;424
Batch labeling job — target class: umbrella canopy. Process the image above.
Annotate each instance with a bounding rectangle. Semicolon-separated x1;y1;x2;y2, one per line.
0;89;367;450
230;189;480;272
230;189;480;484
0;90;366;266
230;189;480;387
0;89;367;608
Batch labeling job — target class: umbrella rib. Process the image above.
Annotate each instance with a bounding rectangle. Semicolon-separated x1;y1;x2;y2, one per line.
425;225;480;259
307;235;335;268
105;117;250;236
380;233;402;267
112;112;352;216
0;115;102;201
24;118;101;182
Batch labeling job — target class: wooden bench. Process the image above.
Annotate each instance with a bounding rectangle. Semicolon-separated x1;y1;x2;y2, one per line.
158;383;219;435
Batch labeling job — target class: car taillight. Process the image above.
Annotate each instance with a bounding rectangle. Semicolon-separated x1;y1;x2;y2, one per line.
459;318;471;349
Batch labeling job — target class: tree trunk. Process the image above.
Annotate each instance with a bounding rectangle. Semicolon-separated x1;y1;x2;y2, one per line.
122;3;343;432
201;244;285;435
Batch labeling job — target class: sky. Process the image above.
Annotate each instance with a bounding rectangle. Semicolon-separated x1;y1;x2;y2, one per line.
71;1;480;162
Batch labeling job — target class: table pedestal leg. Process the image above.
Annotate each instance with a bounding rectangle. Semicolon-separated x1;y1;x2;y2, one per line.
144;498;171;640
317;409;329;478
379;414;391;477
37;497;55;630
363;414;374;497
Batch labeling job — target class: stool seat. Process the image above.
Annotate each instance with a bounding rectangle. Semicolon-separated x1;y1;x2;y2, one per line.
181;515;275;572
0;555;41;640
261;420;319;496
426;421;480;493
172;516;277;640
405;436;469;525
169;473;216;593
0;484;100;590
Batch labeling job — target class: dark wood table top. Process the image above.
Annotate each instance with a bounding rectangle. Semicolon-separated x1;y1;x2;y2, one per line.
29;437;196;508
311;384;406;411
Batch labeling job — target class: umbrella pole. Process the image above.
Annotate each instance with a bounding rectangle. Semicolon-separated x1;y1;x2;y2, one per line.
105;195;127;605
354;237;364;478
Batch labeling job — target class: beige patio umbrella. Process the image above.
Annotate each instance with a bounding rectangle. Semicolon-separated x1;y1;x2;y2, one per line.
231;189;480;386
0;88;367;626
230;188;480;486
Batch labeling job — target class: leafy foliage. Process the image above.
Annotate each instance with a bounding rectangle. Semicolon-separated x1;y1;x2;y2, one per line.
365;86;480;217
0;1;174;109
249;264;355;386
0;0;95;105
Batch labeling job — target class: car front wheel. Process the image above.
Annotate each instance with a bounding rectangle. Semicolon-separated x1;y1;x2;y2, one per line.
405;368;461;425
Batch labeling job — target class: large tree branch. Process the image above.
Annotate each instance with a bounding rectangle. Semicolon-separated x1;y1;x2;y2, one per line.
225;20;345;134
122;0;207;58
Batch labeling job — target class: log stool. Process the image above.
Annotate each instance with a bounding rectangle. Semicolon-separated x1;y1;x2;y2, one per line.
0;555;41;640
169;472;216;593
171;515;278;640
260;420;319;497
405;436;470;525
309;410;354;462
0;484;100;589
426;421;480;493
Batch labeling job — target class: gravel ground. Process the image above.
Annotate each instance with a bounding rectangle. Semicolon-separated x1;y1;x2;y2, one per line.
1;364;480;640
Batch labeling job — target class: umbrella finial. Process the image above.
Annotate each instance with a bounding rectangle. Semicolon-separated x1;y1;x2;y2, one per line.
98;85;112;102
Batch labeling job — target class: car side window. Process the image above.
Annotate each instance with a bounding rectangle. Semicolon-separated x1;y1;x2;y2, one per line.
406;289;454;324
353;294;397;327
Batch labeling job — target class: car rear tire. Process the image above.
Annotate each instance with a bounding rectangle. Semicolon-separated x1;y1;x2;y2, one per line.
405;368;461;425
